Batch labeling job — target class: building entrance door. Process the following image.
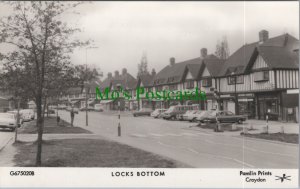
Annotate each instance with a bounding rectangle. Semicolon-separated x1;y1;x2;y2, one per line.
258;96;278;120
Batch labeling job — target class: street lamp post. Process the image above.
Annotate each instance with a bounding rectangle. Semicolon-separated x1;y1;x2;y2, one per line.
85;46;99;127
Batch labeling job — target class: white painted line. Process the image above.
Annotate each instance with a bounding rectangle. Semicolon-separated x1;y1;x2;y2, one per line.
187;147;255;168
149;133;165;137
130;133;147;138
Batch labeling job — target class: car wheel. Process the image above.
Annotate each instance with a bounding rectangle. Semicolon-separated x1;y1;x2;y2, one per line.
238;119;243;124
11;128;15;132
191;118;196;122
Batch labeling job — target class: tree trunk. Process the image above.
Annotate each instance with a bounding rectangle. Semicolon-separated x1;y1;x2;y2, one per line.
35;94;44;166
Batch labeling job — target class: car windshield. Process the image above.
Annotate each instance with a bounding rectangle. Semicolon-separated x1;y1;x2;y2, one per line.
0;113;14;119
165;106;175;113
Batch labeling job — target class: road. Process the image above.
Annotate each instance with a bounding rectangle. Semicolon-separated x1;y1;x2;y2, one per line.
58;110;298;168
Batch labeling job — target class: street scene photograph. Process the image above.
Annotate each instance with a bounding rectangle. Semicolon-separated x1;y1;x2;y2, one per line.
0;0;298;173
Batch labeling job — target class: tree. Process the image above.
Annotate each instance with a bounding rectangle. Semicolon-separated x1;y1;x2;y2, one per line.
215;36;230;59
137;53;149;76
74;64;101;87
0;1;89;166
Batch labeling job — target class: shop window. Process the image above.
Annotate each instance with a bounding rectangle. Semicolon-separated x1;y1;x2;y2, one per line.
202;78;212;87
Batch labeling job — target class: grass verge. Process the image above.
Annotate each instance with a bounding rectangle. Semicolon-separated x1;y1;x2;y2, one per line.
19;117;92;134
13;138;184;167
197;123;242;132
241;132;299;144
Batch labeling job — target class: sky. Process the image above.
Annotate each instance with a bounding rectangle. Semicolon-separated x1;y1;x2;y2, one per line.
0;1;299;79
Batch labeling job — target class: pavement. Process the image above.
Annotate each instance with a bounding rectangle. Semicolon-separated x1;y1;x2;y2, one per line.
0;131;15;167
55;110;298;168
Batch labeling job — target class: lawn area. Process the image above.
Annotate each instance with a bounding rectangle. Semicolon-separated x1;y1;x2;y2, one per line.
241;132;299;144
13;138;185;167
19;117;92;134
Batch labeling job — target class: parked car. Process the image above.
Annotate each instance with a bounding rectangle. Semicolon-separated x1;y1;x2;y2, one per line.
151;109;167;118
7;110;24;124
133;109;152;117
57;104;67;110
203;110;247;124
0;113;21;131
182;110;199;122
20;109;35;121
195;110;211;123
163;105;199;120
94;104;104;112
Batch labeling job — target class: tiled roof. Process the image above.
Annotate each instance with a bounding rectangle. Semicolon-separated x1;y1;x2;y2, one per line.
202;56;225;77
221;33;299;76
101;73;137;90
137;74;155;87
154;57;203;85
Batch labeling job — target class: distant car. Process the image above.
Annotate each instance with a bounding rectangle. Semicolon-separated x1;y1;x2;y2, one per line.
182;110;199;122
0;113;21;131
195;110;211;123
163;105;199;120
57;104;67;110
20;109;35;121
203;110;247;124
94;104;104;112
80;107;94;112
133;109;152;117
151;109;167;118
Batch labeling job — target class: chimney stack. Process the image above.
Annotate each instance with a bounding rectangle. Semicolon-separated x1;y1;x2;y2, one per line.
151;68;156;76
201;48;207;58
259;30;269;43
107;72;112;79
170;57;175;66
122;68;127;76
114;70;119;77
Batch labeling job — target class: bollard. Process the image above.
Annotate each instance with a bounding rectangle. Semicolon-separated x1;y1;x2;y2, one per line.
281;126;284;134
118;123;121;136
243;126;248;134
250;124;253;130
232;123;237;131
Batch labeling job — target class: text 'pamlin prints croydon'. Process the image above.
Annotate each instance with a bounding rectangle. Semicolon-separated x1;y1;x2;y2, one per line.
95;87;207;101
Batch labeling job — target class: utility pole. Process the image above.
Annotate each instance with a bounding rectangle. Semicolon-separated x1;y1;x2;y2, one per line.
85;46;99;126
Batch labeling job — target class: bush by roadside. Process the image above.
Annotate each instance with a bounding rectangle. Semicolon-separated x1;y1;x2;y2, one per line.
19;117;92;134
13;138;186;167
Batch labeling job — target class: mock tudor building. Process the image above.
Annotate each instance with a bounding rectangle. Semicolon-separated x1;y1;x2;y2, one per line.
216;30;299;122
98;68;137;110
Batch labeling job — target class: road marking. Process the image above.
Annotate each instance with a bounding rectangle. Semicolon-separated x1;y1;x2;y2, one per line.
187;147;254;168
165;133;182;137
149;133;165;137
130;133;147;138
182;133;198;136
204;139;296;158
157;141;176;148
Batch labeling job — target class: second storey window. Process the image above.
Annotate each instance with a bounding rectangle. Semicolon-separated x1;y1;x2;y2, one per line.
202;78;212;87
169;84;178;91
228;75;244;85
185;80;194;89
155;86;163;92
254;71;269;82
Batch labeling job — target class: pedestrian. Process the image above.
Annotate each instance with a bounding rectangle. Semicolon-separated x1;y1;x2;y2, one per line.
70;105;75;127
